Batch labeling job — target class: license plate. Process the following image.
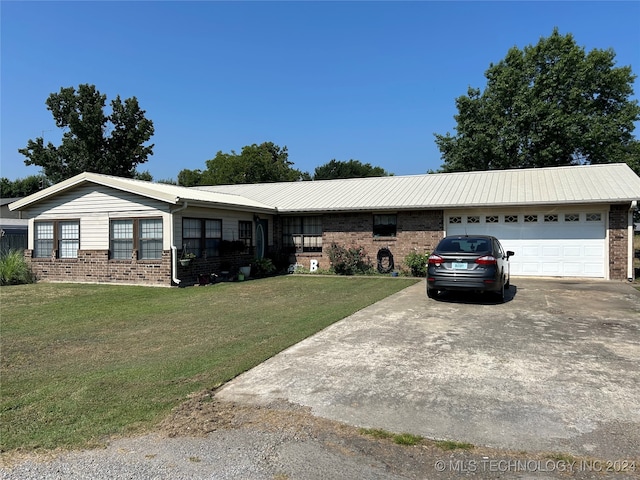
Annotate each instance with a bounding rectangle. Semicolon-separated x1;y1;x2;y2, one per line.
452;262;468;270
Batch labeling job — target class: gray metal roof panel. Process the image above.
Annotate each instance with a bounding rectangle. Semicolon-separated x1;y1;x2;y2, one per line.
197;164;640;212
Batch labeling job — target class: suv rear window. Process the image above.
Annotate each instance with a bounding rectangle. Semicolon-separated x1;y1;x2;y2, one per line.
438;237;491;253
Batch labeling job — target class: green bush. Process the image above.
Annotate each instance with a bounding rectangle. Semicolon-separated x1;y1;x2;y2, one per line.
327;243;373;275
404;251;430;277
0;250;34;286
252;257;276;277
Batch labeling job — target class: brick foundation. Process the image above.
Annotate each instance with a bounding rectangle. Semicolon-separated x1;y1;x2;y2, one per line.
26;250;172;286
25;249;257;287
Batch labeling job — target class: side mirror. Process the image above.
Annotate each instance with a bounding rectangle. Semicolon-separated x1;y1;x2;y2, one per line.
506;251;515;259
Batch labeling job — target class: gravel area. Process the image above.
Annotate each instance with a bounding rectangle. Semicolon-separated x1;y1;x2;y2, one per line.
2;393;638;480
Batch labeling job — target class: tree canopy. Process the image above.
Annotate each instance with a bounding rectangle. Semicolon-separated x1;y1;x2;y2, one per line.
313;159;390;180
0;176;49;197
178;142;307;186
19;84;155;183
434;29;640;173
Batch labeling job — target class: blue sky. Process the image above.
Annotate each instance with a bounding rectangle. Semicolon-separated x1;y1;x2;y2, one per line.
2;1;639;182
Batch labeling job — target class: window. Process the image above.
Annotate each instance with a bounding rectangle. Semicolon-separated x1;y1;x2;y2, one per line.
110;218;163;260
34;222;54;258
59;221;80;258
282;216;323;253
205;219;222;257
183;218;224;257
467;216;480;224
111;220;133;259
544;214;558;222
586;213;602;222
373;214;397;237
505;215;518;223
239;221;252;252
565;213;579;222
182;218;202;257
34;220;79;258
449;216;462;224
486;215;499;223
139;219;163;260
524;214;538;223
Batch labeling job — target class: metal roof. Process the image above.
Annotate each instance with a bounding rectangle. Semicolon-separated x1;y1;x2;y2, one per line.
9;164;640;214
198;163;640;212
8;172;276;213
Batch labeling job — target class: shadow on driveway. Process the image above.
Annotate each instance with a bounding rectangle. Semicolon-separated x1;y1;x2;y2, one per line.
429;285;518;304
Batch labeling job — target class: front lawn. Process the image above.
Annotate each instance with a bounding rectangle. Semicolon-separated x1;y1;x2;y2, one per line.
0;276;417;453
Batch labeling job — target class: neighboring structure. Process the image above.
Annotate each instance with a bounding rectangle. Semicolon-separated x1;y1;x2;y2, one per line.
9;163;640;286
1;198;28;252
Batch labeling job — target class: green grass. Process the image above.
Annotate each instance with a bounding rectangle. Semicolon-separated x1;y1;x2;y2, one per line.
359;428;424;446
0;276;418;453
434;439;475;450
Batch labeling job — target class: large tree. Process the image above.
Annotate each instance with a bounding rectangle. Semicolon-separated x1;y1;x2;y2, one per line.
313;159;390;180
180;142;307;186
435;29;640;173
19;84;154;183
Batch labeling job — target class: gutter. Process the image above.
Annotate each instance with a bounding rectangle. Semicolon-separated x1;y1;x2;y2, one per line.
629;201;637;282
169;200;188;285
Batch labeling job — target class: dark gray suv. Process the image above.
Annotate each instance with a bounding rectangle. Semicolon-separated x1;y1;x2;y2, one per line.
427;235;514;302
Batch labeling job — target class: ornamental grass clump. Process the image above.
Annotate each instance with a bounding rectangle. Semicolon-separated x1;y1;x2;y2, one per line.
0;249;34;285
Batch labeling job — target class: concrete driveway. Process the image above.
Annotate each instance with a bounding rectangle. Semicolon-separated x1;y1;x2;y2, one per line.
217;278;640;459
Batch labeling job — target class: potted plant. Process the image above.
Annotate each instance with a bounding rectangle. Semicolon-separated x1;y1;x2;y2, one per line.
180;246;196;266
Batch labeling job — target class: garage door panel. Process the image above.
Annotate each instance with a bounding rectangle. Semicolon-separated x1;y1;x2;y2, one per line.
562;246;582;257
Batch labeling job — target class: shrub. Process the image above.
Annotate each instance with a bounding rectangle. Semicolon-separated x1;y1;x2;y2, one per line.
0;250;34;286
404;251;430;277
327;243;373;275
252;257;276;277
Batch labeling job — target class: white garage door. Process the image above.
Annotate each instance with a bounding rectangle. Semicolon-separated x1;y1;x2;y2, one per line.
445;211;606;278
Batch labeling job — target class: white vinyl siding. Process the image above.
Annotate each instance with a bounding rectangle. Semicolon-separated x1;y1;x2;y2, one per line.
25;185;171;251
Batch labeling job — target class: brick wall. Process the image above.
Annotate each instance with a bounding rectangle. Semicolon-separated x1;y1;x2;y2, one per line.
608;204;630;280
291;210;443;272
26;250;173;286
26;249;257;287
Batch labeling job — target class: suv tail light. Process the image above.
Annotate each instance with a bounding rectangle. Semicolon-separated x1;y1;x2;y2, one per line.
475;255;497;265
428;254;444;265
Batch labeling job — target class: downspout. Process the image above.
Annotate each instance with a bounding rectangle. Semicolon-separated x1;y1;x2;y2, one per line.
170;200;189;285
628;201;637;282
